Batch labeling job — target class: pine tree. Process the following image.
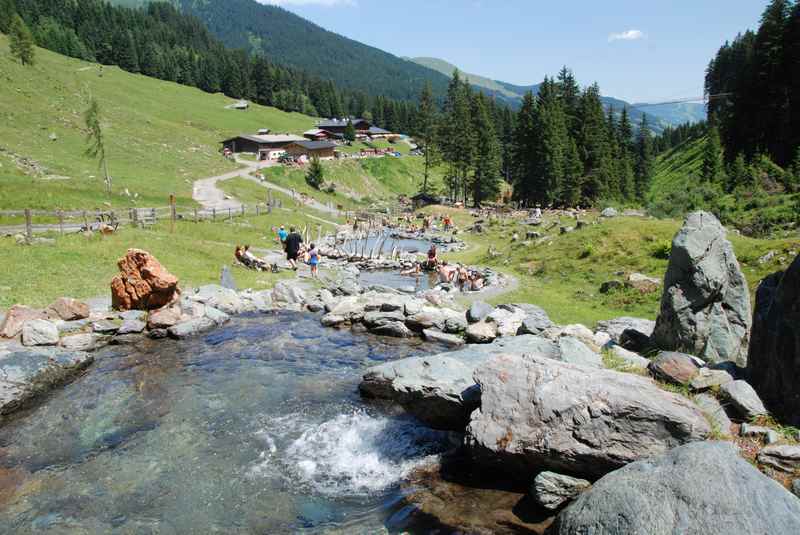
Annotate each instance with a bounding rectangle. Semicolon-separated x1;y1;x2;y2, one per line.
343;119;356;142
634;115;654;200
84;97;111;196
577;84;613;203
414;82;440;194
305;156;324;189
470;93;502;206
9;14;35;66
617;107;636;199
728;153;749;192
511;91;538;205
535;77;569;206
702;124;725;182
439;71;474;202
561;138;583;207
0;0;16;34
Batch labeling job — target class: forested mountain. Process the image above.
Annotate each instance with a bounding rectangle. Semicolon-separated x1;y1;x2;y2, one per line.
633;102;707;126
111;0;453;102
706;0;800;168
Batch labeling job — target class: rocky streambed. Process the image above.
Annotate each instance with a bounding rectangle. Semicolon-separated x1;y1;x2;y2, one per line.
2;211;800;533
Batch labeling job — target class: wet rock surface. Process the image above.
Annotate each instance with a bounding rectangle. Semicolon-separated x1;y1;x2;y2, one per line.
552;441;800;535
0;346;93;417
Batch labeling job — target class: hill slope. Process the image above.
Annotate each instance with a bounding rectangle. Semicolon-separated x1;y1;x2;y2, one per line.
113;0;452;102
0;35;437;213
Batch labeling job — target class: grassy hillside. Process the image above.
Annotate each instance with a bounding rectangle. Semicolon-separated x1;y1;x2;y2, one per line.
0;33;315;210
649;136;799;236
422;207;797;326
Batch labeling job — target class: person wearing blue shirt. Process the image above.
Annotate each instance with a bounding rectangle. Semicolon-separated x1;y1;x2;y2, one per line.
277;225;288;249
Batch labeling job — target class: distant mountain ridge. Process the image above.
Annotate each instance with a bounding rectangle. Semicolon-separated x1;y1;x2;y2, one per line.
409;57;706;128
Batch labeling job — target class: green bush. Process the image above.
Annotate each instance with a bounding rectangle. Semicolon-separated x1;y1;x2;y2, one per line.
651;240;672;259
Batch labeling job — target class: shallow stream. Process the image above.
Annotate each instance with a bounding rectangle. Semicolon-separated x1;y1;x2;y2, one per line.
0;312;452;534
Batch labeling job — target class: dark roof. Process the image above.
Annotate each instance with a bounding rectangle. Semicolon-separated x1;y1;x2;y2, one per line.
318;118;371;128
289;140;337;150
368;126;392;135
220;134;264;144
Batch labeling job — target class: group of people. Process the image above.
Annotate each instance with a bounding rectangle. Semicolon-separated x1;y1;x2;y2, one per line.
276;225;319;277
399;244;485;292
234;225;320;278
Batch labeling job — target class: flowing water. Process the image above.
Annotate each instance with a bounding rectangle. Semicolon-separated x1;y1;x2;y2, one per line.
342;236;431;256
0;312;453;534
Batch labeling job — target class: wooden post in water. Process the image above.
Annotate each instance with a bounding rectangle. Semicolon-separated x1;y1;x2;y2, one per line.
24;209;32;241
169;194;176;233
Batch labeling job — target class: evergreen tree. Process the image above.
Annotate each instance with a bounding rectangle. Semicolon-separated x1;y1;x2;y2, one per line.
728;153;749;192
0;0;16;34
617;107;636;199
439;71;474;202
305;156;324;189
343;119;356;142
414;82;440;194
534;77;569;206
470;93;502;206
702;124;725;182
577;84;613;203
9;14;35;66
84;97;111;196
561;137;583;207
634;115;654;200
511;91;538;205
113;30;139;73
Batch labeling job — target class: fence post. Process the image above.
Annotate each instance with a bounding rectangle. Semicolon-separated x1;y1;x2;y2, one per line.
256;204;260;217
132;208;139;228
151;208;156;222
169;194;176;233
212;208;216;221
241;204;245;217
228;207;232;220
58;210;64;235
24;208;32;241
194;207;198;223
82;210;88;230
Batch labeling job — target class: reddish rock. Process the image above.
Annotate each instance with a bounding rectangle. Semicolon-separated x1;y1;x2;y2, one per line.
0;305;46;338
110;249;179;310
46;297;90;321
147;305;182;330
648;351;700;385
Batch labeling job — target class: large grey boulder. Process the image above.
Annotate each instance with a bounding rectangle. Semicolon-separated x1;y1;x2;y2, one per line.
271;280;306;305
648;351;700;385
466;354;709;479
487;306;526;337
533;471;591;510
422;329;465;348
359;335;559;430
552;441;800;535
746;254;800;426
59;333;98;352
652;212;751;365
465;321;497;344
595;317;655;344
21;319;60;346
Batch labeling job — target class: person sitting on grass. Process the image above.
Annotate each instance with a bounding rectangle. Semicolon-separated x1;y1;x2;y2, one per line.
243;245;269;270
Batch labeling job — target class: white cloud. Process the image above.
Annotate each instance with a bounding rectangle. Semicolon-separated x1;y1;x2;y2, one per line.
259;0;357;6
608;29;645;42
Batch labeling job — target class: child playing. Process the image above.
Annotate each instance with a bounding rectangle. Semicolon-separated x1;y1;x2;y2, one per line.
307;243;320;278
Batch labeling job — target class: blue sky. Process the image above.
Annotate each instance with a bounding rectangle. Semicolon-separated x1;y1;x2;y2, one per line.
260;0;767;103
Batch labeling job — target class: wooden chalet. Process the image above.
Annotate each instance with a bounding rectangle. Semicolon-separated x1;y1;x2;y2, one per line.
303;129;344;141
220;134;305;160
284;140;337;160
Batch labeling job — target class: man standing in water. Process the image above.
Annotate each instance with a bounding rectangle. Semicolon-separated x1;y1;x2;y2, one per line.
284;226;303;270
